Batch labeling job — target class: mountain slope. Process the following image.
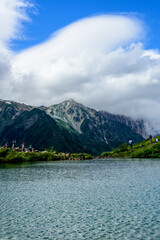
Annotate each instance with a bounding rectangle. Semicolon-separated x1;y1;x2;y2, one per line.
100;111;148;138
45;99;144;148
0;99;33;134
0;108;84;152
0;108;116;154
0;99;144;155
45;99;93;133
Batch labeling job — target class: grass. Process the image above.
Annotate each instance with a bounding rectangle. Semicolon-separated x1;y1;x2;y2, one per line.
1;136;160;164
101;136;160;158
0;148;93;164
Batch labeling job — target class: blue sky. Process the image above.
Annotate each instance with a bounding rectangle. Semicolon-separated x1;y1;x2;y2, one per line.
12;0;160;51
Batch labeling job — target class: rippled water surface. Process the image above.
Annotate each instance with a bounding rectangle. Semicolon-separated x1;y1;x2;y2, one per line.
0;159;160;240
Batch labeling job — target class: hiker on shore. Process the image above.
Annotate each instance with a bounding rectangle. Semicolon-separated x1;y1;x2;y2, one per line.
129;139;133;148
149;135;152;143
28;145;32;152
4;142;8;148
12;140;16;149
21;142;25;151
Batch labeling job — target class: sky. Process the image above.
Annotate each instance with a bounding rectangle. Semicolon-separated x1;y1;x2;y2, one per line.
1;0;160;134
11;0;160;51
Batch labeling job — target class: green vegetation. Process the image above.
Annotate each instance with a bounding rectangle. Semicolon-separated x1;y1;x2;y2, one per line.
101;136;160;158
0;148;93;164
1;136;160;163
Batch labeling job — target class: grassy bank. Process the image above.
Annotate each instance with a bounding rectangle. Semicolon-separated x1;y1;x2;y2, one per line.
1;136;160;163
0;148;93;164
101;136;160;158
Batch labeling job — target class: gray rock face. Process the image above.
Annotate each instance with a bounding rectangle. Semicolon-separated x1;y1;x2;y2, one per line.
46;99;100;133
0;99;33;117
100;111;149;139
43;99;144;147
45;99;150;139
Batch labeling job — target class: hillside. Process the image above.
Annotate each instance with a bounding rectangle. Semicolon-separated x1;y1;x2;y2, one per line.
100;111;148;138
0;99;33;134
45;99;144;148
0;108;107;154
0;99;144;155
0;108;121;154
101;136;160;158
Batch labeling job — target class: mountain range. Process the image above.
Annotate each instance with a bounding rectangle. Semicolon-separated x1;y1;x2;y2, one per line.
0;98;147;155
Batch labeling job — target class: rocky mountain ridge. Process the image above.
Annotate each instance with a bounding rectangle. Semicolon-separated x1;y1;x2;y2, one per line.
45;99;106;134
0;98;146;154
45;99;148;138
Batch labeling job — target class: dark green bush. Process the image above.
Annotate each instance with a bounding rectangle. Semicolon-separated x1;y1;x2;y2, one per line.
5;151;24;163
131;148;152;158
22;152;41;162
83;153;93;159
119;143;129;152
39;152;61;161
101;152;111;157
0;148;11;159
152;143;160;152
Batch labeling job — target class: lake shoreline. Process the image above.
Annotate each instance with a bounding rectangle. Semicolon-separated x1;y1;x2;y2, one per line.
0;148;93;164
1;136;160;164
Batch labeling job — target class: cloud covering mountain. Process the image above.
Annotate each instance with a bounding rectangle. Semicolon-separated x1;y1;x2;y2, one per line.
0;0;160;134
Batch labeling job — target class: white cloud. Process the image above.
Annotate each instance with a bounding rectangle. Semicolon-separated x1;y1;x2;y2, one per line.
0;2;160;135
0;0;33;48
11;14;144;102
0;0;33;100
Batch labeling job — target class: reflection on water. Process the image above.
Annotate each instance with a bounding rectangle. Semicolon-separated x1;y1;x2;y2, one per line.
0;159;160;239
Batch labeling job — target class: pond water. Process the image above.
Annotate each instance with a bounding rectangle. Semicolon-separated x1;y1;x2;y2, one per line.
0;159;160;239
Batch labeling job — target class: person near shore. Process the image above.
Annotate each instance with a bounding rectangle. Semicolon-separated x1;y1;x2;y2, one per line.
4;142;9;148
21;142;25;151
12;140;16;149
28;145;32;152
149;135;152;143
155;138;158;143
129;139;133;148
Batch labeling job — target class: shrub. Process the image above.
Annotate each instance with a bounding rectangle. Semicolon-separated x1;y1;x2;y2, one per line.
5;151;24;163
119;143;129;152
0;148;11;159
130;148;152;158
83;153;93;159
39;152;61;161
152;143;160;152
101;152;111;157
22;152;41;162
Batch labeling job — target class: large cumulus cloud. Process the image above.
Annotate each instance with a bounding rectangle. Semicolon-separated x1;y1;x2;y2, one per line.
1;0;160;134
11;14;144;105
